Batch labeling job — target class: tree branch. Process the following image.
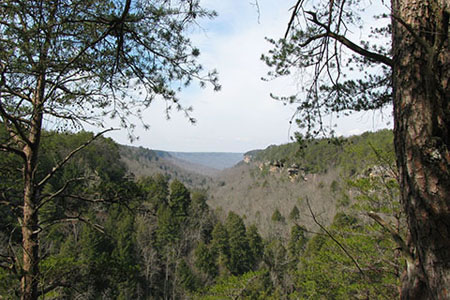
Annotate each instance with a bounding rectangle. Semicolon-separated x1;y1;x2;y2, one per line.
0;143;26;159
305;11;393;67
305;197;366;278
367;211;414;263
37;177;87;210
40;214;105;233
391;14;433;55
37;128;116;188
285;0;305;39
37;281;71;297
0;75;32;146
297;33;328;47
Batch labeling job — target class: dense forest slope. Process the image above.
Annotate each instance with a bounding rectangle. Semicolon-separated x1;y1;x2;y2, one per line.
1;129;404;299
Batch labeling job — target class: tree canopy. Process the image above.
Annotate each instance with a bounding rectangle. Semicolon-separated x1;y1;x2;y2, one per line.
263;0;449;298
262;0;392;139
0;0;220;136
0;1;220;298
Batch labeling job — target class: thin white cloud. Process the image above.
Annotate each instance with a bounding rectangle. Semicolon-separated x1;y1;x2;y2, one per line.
102;0;392;152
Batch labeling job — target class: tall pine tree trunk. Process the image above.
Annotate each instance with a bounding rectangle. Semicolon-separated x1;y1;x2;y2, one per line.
21;155;39;300
392;0;449;298
21;75;45;300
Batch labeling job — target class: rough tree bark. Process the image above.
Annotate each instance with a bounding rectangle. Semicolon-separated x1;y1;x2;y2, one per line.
267;0;449;297
392;0;449;299
20;73;45;300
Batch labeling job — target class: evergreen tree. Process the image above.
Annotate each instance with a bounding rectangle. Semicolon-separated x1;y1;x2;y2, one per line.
177;259;198;293
156;205;179;248
0;0;219;297
106;206;140;299
288;224;307;260
210;221;229;274
263;239;289;292
191;190;209;213
264;0;449;295
168;179;191;218
224;212;252;275
271;208;285;223
139;174;170;208
78;217;114;297
246;224;264;269
194;241;218;278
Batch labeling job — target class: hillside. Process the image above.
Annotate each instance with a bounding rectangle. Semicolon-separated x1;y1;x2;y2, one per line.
119;145;215;187
118;130;394;237
120;145;244;180
208;130;395;236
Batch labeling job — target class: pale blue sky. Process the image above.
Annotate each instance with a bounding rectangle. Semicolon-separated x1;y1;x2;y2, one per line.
101;0;392;153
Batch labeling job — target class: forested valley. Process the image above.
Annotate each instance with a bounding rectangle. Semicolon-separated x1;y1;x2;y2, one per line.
1;129;406;299
1;0;448;298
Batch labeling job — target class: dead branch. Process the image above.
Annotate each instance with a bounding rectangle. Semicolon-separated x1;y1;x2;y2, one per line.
39;214;105;234
37;281;72;297
0;143;25;159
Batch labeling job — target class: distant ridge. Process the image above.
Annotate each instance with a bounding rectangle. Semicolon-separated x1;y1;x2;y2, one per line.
119;145;244;180
164;151;244;170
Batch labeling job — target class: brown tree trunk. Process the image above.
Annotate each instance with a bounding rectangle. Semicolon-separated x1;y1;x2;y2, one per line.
392;0;450;299
21;155;39;300
20;75;45;300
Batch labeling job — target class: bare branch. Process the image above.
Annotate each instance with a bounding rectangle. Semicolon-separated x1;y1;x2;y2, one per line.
40;214;105;233
285;0;305;39
0;143;26;159
0;67;32;146
297;33;328;47
37;281;71;297
37;177;86;210
305;196;366;278
249;0;261;24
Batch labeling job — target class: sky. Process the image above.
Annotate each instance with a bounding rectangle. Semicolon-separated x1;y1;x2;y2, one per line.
101;0;392;153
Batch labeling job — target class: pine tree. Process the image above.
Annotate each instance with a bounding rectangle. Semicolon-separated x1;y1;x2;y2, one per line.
0;1;219;297
246;224;263;269
271;208;285;223
288;205;300;221
168;180;191;218
194;241;218;278
224;212;252;275
263;1;449;295
288;224;307;262
210;221;229;274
